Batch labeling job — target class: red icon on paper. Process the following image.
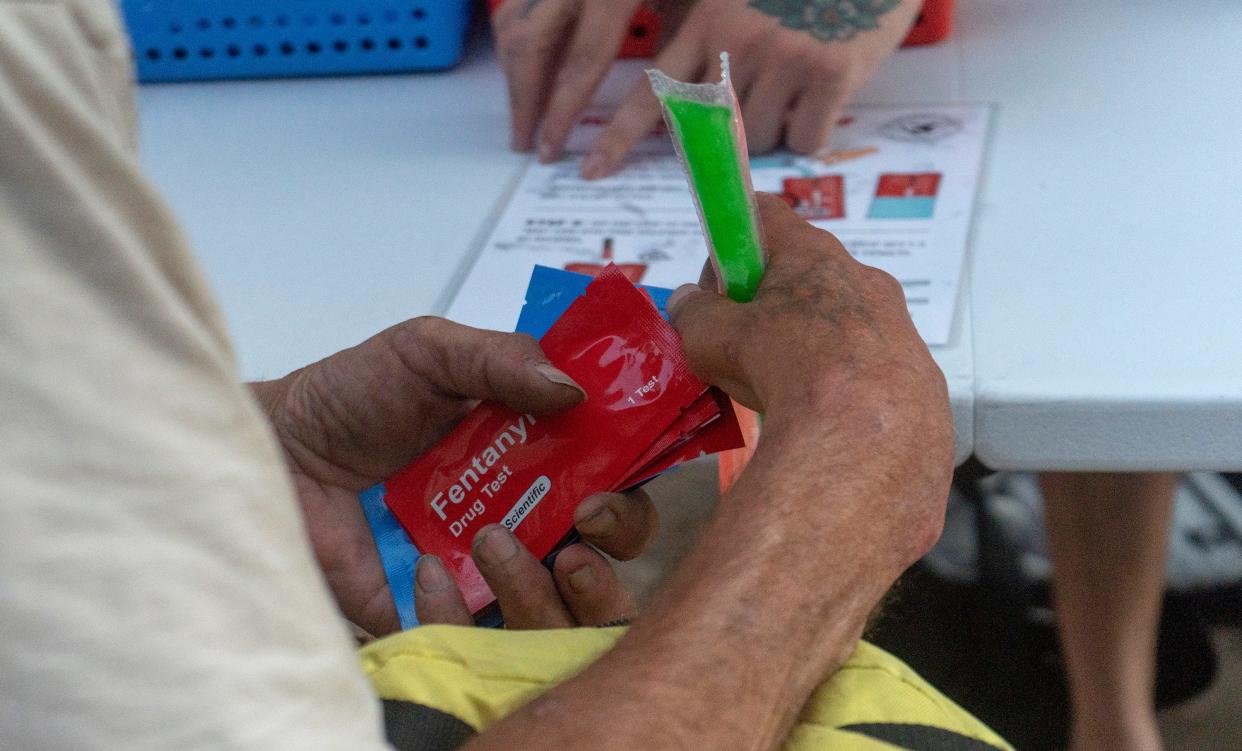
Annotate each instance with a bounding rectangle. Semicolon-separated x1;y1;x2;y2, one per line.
780;175;846;220
565;238;647;283
875;172;941;197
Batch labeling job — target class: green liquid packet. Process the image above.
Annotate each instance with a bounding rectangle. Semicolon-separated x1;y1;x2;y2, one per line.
648;53;765;302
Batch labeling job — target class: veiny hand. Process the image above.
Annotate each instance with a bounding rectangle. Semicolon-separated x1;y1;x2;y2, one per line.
415;490;656;628
451;197;954;751
668;192;952;573
491;0;921;177
251;320;655;636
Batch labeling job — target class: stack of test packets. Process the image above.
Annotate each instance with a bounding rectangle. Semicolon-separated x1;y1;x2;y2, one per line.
360;265;743;626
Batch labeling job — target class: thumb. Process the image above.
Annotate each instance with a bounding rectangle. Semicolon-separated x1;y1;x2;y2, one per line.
667;285;758;408
394;318;586;415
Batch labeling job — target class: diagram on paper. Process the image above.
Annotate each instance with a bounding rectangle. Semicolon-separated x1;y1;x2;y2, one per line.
445;104;990;346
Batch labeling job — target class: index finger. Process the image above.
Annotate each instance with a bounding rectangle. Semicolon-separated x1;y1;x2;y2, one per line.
580;24;703;179
413;555;473;626
472;525;576;629
573;490;658;561
494;0;576;152
536;0;643;162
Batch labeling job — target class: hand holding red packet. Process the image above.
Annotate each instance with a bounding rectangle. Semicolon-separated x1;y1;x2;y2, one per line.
381;266;741;615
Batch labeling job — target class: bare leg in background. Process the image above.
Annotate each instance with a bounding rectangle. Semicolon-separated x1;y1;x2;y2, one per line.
1041;472;1178;751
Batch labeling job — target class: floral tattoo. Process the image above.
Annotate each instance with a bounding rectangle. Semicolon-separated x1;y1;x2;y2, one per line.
747;0;902;42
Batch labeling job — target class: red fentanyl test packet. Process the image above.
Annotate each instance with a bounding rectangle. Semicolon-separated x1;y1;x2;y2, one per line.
382;266;731;615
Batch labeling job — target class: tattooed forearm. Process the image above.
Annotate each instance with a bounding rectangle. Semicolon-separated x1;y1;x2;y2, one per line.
747;0;902;42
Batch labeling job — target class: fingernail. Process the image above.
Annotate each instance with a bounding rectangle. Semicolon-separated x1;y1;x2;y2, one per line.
534;362;587;399
537;141;556;163
567;564;595;594
474;525;519;568
666;284;700;314
415;556;452;593
575;497;617;537
580;151;607;180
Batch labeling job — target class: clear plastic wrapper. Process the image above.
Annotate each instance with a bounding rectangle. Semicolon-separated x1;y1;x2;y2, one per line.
648;52;765;302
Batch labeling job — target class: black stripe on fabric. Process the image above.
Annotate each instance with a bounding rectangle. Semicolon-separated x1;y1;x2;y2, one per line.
839;722;1006;751
381;699;476;751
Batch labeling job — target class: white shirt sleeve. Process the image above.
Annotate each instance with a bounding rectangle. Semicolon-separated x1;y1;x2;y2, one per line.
0;3;392;748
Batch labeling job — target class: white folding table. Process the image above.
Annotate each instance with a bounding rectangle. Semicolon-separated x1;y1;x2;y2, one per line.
136;0;1242;471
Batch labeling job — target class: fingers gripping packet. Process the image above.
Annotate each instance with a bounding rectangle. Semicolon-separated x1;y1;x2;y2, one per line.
515;265;744;487
361;266;742;629
382;266;710;614
649;53;766;303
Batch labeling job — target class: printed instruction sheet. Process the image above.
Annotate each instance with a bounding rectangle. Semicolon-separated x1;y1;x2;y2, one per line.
446;104;989;345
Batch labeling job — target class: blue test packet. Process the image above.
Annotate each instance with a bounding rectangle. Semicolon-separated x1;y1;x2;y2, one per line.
359;265;676;629
515;265;674;337
358;485;421;629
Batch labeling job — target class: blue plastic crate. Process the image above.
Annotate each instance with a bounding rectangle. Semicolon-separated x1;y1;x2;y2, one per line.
120;1;472;82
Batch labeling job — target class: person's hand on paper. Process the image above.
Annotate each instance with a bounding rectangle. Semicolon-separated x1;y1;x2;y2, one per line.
250;320;655;636
415;494;653;627
492;0;921;178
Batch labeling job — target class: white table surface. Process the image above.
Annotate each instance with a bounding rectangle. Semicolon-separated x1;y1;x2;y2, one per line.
136;2;1241;471
136;25;977;463
957;0;1242;471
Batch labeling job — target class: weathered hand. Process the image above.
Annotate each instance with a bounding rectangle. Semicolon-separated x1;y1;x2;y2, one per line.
251;319;655;636
453;195;956;751
492;0;920;177
415;488;657;628
669;192;952;574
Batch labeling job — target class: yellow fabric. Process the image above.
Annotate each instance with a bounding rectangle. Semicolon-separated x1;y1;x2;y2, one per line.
361;625;1012;750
